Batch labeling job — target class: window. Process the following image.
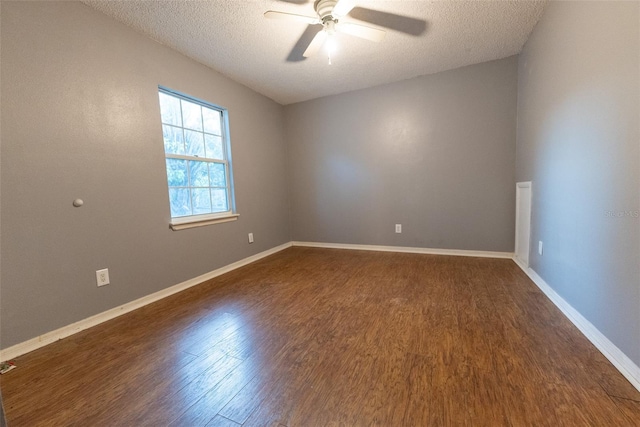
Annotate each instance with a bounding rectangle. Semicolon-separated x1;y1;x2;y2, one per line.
158;87;237;229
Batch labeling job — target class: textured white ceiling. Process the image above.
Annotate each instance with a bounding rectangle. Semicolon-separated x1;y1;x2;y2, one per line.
81;0;547;105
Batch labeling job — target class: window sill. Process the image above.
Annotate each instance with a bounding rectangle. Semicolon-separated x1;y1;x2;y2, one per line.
170;213;239;231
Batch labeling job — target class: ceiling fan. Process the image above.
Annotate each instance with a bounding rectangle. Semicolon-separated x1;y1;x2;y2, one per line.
264;0;389;60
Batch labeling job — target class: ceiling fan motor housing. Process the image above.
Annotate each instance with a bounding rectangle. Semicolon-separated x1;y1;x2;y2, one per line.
315;0;339;21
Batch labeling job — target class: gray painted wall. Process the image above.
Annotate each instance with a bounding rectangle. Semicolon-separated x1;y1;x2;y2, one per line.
0;2;290;348
517;2;640;363
285;57;518;252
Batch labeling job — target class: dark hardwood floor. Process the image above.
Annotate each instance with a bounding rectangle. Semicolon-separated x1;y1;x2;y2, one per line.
2;247;639;426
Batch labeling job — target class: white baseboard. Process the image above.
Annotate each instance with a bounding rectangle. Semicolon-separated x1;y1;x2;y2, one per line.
512;255;529;272
0;242;293;362
513;260;640;392
292;241;514;259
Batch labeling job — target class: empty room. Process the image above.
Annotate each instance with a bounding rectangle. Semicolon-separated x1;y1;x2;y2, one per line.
1;0;639;425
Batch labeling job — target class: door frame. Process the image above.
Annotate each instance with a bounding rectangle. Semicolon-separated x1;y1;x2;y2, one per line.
515;181;532;268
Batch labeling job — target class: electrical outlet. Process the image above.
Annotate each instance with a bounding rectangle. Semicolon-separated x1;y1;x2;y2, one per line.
538;241;543;255
96;268;110;287
248;233;254;244
395;224;402;233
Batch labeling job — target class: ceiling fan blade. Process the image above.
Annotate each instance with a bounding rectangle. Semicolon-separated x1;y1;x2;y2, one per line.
348;7;427;36
264;10;319;25
303;30;328;57
336;22;386;42
287;25;323;62
333;0;356;17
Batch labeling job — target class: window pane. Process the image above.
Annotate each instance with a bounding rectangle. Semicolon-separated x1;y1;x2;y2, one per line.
166;159;188;186
181;100;203;131
159;93;182;126
203;107;222;135
169;188;191;217
205;134;224;160
189;160;209;187
185;130;205;157
211;188;228;212
209;163;226;187
191;188;212;215
162;125;184;155
159;88;234;220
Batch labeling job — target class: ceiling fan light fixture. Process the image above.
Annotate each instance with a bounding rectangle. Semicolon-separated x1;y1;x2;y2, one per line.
325;32;337;64
266;0;396;61
325;32;338;54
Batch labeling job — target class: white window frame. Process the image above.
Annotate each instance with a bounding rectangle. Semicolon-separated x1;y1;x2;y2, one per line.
158;87;238;230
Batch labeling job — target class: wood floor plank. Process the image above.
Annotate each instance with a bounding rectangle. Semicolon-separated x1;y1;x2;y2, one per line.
170;356;260;426
204;415;240;427
241;378;306;427
2;247;639;425
612;396;640;425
